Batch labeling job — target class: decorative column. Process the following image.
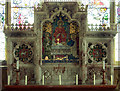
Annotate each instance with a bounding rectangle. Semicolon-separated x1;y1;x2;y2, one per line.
5;1;11;25
80;10;87;84
40;28;42;65
110;0;115;30
34;64;42;84
82;38;87;84
110;38;114;84
34;35;42;84
34;9;44;84
6;37;13;84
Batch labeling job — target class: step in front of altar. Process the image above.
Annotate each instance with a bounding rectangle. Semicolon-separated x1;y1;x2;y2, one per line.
4;85;117;91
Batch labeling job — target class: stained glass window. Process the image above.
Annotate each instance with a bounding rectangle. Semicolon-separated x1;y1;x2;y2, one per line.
0;0;5;61
11;8;34;24
116;0;120;23
12;0;40;7
11;0;40;24
0;0;5;28
115;0;120;61
87;0;110;26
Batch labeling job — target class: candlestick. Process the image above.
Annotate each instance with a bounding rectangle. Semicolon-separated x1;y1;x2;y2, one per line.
111;75;113;85
76;74;78;85
101;70;107;85
25;75;27;85
59;75;61;85
8;75;10;85
16;60;19;70
42;75;44;85
15;71;19;85
103;61;105;70
94;74;95;85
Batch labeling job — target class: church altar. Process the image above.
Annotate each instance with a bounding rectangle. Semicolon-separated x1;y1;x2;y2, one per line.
4;85;116;91
4;1;117;87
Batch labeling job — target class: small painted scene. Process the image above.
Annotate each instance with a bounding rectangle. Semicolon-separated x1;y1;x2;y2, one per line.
42;13;79;63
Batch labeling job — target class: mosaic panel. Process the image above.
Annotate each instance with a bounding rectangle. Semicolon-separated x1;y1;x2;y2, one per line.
13;43;33;63
87;43;107;63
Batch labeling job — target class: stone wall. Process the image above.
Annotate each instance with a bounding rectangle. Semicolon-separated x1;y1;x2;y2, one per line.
114;67;120;90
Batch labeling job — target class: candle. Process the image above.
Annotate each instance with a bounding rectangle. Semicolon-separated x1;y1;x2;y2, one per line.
103;61;105;70
42;75;44;85
94;74;95;85
59;75;61;85
111;75;113;85
76;74;78;85
16;61;19;70
8;75;10;85
25;75;27;85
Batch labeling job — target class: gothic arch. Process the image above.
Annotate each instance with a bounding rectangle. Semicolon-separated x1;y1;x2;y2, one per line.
50;10;71;22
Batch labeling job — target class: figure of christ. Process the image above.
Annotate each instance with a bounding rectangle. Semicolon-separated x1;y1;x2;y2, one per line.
53;19;67;44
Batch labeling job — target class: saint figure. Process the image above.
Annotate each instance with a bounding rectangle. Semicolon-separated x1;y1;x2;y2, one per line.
54;18;67;44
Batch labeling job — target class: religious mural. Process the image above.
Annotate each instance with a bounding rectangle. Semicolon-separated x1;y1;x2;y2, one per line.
52;16;69;45
42;22;52;59
42;14;79;63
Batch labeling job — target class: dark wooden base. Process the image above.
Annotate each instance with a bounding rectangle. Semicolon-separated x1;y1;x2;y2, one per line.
4;85;116;91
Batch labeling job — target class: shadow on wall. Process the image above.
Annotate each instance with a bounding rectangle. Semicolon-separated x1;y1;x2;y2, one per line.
114;67;120;90
0;60;7;91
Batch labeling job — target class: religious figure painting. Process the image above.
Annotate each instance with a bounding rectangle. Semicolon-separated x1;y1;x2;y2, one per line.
52;15;70;46
42;22;52;59
42;14;79;62
53;18;67;44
